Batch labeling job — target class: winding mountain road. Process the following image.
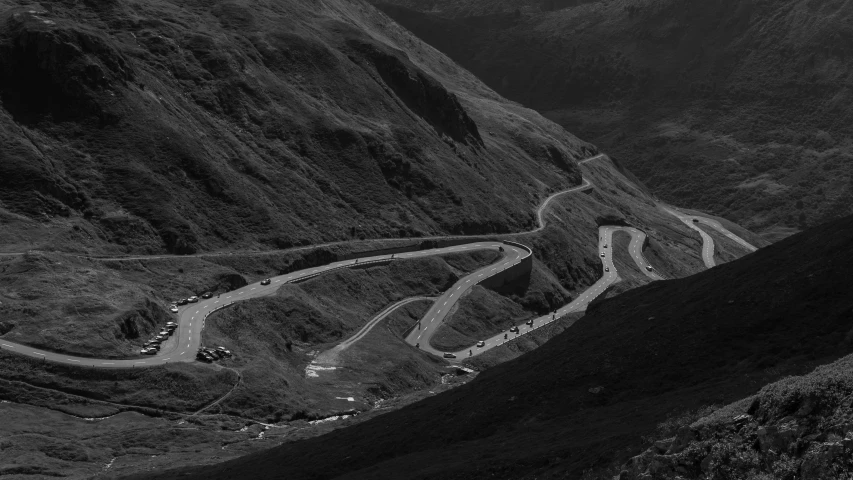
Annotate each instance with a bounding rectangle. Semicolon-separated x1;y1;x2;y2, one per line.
663;207;758;268
0;153;757;367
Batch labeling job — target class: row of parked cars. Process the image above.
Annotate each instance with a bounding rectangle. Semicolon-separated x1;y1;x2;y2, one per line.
197;346;231;363
139;322;179;355
170;292;214;312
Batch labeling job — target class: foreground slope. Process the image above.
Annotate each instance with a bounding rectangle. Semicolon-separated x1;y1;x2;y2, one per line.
0;0;593;255
372;0;853;240
142;213;853;479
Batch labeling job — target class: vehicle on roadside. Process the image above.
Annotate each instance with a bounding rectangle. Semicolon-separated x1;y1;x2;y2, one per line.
201;292;213;299
443;352;456;359
169;304;179;313
155;334;167;341
600;252;605;257
166;322;178;328
509;325;519;333
188;296;199;303
159;329;171;336
177;298;188;306
476;340;485;348
216;346;232;356
140;348;157;355
261;278;271;285
196;351;212;362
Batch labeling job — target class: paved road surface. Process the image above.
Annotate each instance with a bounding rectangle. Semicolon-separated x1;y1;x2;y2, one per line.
663;206;757;268
0;153;753;367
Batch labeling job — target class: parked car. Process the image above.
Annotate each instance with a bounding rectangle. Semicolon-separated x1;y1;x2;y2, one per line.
188;296;199;303
166;322;178;328
443;352;456;359
196;351;212;362
509;326;519;333
476;340;485;348
169;305;179;313
261;278;271;285
140;348;157;355
155;334;167;341
201;292;213;299
215;346;232;356
177;298;188;306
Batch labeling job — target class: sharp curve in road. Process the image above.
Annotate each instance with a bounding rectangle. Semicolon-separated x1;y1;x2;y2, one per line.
0;153;757;368
663;206;758;269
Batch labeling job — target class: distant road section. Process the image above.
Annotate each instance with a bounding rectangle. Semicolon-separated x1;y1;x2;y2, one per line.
663;206;758;268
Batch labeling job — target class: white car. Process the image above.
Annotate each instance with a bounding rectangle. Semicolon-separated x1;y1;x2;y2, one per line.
646;265;654;271
140;348;156;355
476;340;485;348
605;267;610;272
600;253;605;257
169;305;179;313
188;296;199;303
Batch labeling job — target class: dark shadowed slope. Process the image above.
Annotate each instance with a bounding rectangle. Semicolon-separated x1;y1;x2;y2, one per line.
372;0;853;241
0;0;593;256
136;213;853;479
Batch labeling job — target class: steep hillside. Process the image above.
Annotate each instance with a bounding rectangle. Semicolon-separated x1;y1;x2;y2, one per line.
0;0;594;256
142;213;853;479
373;0;853;241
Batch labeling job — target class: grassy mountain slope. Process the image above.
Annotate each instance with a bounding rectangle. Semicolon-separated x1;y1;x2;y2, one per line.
372;0;853;241
0;0;595;256
141;212;853;479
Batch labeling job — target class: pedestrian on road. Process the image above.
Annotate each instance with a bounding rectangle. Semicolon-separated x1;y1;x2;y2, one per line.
469;350;472;357
504;333;508;340
418;321;421;330
416;343;419;349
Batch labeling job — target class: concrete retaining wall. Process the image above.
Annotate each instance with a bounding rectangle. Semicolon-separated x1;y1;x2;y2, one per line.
478;240;533;289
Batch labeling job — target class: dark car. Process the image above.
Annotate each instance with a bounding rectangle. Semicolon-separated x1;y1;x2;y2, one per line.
177;298;188;306
261;278;271;285
605;267;610;272
692;218;699;222
196;351;212;362
509;326;519;333
216;346;232;356
201;292;213;299
443;352;456;359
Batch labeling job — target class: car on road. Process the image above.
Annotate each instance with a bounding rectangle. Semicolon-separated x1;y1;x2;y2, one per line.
476;340;485;348
201;292;213;299
261;278;271;285
169;304;179;313
188;296;199;303
600;252;605;257
646;265;654;271
605;267;610;272
526;319;534;326
509;326;519;333
692;218;699;222
443;352;456;359
603;244;608;248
